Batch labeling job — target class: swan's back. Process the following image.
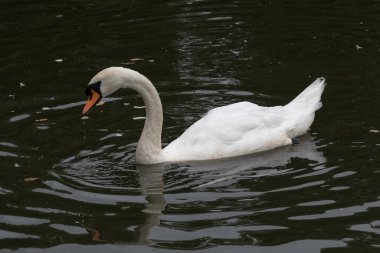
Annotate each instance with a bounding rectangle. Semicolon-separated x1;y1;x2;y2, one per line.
163;78;326;162
163;102;290;161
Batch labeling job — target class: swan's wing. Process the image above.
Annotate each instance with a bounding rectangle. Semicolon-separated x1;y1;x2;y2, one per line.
199;102;285;141
163;102;290;161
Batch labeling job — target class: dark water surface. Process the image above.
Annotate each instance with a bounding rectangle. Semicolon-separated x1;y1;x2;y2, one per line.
1;0;380;252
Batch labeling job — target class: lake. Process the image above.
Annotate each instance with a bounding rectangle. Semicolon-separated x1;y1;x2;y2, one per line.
0;0;379;252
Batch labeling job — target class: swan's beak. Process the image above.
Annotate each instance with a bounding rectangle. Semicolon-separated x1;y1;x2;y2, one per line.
83;90;102;114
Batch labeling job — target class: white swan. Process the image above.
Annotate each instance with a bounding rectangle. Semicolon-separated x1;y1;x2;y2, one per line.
83;67;325;165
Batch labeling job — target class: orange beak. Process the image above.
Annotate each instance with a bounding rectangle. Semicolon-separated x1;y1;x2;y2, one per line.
82;90;102;114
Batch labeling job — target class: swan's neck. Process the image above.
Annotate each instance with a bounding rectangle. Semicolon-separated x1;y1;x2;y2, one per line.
121;70;164;164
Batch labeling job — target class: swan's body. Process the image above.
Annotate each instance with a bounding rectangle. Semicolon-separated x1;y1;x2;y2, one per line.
83;67;325;165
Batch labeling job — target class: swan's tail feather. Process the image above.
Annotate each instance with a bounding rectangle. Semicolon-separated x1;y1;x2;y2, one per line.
284;77;326;139
286;77;326;111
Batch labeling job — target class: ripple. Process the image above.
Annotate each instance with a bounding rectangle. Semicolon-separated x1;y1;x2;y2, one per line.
178;90;220;95
0;142;17;148
33;180;145;205
269;181;325;193
49;224;88;235
175;11;212;18
333;171;357;178
76;144;116;157
329;186;350;191
207;16;234;22
47;97;122;111
297;200;336;207
0;215;49;226
0;229;39;240
150;225;287;241
162;206;288;223
0;151;18;157
36;125;50;130
0;187;12;195
165;191;263;204
349;221;380;235
133;117;146;120
224;90;254;96
293;166;337;179
162;211;251;222
289;199;380;220
9;114;30;122
99;133;123;141
25;206;75;215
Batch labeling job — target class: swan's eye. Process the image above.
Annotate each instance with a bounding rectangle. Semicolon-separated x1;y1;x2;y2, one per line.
85;80;102;98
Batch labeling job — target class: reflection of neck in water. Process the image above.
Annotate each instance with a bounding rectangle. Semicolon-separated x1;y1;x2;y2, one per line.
136;164;166;245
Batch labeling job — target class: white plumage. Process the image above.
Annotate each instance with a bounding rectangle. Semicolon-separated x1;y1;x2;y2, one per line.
164;78;325;161
83;67;325;165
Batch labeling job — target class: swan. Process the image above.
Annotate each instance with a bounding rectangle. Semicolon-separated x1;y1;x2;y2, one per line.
82;67;325;165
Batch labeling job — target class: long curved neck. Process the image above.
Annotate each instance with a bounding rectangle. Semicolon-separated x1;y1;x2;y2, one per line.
121;69;164;164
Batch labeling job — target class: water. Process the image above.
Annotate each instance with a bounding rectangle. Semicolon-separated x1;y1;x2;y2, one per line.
1;0;380;252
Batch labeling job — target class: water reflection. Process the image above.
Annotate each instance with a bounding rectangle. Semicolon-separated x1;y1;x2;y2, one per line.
135;165;166;245
112;134;324;244
177;134;325;189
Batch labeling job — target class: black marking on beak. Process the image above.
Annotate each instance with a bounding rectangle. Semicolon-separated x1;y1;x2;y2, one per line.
85;80;102;98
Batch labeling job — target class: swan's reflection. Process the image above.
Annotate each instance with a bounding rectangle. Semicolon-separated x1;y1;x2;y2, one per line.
176;134;325;189
134;134;325;244
135;164;166;245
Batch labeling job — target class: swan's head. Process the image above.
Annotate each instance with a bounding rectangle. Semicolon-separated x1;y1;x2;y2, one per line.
83;67;126;114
